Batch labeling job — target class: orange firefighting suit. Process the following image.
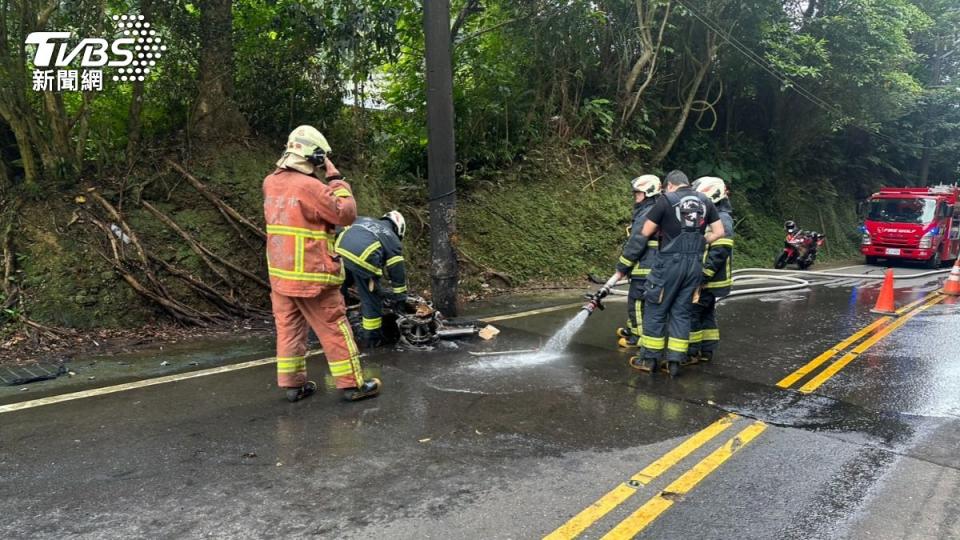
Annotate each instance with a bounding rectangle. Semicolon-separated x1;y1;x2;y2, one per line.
263;168;365;389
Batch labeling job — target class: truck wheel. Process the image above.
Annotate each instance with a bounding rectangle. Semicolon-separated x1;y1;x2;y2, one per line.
774;252;788;269
927;253;942;269
865;256;879;265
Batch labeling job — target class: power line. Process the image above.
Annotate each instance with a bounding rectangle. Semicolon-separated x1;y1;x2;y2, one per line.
675;0;939;152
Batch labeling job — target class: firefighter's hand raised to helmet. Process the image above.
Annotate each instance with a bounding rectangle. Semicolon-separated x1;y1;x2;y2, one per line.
323;156;342;180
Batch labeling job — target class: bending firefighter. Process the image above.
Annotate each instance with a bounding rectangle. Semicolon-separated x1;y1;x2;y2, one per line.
688;176;734;364
263;125;381;402
335;212;408;347
610;175;662;349
593;170;724;377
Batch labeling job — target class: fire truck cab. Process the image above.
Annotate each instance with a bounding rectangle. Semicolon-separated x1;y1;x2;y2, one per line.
861;185;960;268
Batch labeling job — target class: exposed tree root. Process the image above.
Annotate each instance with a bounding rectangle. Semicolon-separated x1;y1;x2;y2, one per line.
84;212;221;327
166;159;265;241
141;200;239;295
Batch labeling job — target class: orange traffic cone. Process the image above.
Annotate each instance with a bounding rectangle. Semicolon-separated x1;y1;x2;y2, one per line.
871;268;897;315
942;258;960;296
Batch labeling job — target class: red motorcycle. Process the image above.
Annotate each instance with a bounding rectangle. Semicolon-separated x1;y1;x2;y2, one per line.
775;221;826;270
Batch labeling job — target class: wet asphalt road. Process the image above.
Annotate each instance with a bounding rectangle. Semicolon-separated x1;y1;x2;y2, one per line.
1;264;959;539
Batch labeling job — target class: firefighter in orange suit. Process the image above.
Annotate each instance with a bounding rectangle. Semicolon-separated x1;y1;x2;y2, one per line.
264;125;382;402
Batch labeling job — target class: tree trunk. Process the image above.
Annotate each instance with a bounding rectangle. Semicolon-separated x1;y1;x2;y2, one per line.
126;0;153;162
190;0;248;141
4;113;41;187
652;36;715;165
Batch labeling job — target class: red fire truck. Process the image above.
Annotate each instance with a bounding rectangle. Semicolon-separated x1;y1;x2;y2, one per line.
861;185;960;267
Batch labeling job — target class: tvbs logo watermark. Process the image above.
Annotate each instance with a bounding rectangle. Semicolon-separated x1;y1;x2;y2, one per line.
27;14;165;92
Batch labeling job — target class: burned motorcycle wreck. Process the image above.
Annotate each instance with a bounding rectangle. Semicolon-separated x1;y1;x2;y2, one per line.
345;294;482;349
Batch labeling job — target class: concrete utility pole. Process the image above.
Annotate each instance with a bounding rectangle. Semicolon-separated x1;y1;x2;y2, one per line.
423;0;459;316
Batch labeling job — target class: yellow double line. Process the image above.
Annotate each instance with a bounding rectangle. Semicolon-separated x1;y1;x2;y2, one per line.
545;414;766;539
776;290;945;394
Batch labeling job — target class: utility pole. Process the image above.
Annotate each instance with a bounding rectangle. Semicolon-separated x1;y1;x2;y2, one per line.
424;0;459;316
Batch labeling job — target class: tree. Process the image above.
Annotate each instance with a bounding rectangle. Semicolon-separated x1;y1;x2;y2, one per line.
190;0;248;141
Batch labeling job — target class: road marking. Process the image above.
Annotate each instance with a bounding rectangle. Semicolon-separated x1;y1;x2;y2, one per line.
0;357;278;415
543;414;737;540
798;295;944;393
776;318;890;389
600;421;768;539
776;290;941;389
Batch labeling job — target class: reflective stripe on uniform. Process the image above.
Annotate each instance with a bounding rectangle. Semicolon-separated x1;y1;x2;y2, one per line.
703;267;716;277
689;330;703;344
386;255;404;267
328;358;354;377
631;267;651;277
266;224;333;240
335;239;384;276
619;256;634;267
647;240;659;248
276;356;306;374
706;278;733;289
268;266;344;284
393;285;408;294
633;300;643;336
667;337;689;353
362;317;382;330
642;335;665;350
710;238;735;247
702;328;720;341
267;224;340;282
294;236;304;273
337;320;364;385
332;188;352;198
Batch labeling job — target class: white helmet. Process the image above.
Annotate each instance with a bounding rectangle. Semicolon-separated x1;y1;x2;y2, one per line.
383;210;406;239
631;174;662;197
693;176;728;203
284;125;331;164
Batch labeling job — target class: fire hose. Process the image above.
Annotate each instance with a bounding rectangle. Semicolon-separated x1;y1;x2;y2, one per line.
604;266;951;302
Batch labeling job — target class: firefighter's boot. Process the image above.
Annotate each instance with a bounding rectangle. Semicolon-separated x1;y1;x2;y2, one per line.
630;356;657;373
699;351;713;363
618;335;640;349
343;378;382;402
285;381;318;403
680;354;699;367
616;327;632;339
660;361;681;377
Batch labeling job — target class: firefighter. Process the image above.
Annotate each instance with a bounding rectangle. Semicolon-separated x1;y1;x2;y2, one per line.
688;176;734;364
594;170;724;377
263;125;381;402
608;175;662;349
335;211;408;347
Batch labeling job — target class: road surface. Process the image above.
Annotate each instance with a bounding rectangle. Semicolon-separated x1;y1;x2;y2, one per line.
1;263;959;539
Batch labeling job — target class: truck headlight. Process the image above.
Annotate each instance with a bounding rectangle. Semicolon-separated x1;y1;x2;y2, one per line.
861;233;872;245
919;235;933;249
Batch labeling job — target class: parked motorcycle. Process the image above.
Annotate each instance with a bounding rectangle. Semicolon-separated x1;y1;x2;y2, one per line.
774;221;826;270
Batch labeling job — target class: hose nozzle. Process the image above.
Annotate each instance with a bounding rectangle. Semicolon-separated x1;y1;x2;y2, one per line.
582;291;606;314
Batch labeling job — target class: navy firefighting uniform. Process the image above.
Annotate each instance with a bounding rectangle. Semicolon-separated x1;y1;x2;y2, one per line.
616;197;660;341
689;200;734;359
640;188;719;366
334;217;407;345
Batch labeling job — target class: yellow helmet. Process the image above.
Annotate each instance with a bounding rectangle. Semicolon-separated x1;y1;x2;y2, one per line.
631;174;662;197
693;176;728;203
284;125;331;164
